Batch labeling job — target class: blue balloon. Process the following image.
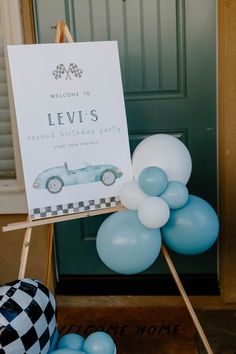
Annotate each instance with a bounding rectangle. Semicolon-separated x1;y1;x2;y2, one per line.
138;166;168;196
57;333;85;351
48;328;60;353
96;210;162;274
161;195;219;255
160;181;189;209
83;331;116;354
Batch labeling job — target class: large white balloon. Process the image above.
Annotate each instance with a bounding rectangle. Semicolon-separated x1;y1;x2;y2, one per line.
138;196;170;229
120;180;149;210
132;134;192;184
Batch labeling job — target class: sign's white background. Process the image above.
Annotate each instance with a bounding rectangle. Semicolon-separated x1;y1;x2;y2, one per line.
8;42;133;213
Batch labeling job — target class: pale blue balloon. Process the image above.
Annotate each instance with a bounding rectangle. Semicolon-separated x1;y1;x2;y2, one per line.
48;328;59;353
138;166;168;196
96;210;162;274
57;333;84;351
160;181;189;209
83;331;116;354
161;195;219;255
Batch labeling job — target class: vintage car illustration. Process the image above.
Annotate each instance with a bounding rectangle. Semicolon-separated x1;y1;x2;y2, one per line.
33;162;123;194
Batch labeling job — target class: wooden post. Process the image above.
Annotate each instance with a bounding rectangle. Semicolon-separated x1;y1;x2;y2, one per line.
18;223;32;279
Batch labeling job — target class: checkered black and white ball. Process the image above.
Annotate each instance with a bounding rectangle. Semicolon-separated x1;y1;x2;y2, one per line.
0;278;56;354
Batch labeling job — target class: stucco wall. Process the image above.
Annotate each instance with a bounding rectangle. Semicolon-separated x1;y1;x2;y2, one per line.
0;215;49;285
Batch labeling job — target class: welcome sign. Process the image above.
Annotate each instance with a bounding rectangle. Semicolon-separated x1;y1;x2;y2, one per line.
8;42;133;220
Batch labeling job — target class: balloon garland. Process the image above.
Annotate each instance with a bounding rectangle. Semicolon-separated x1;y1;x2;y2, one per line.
96;134;219;274
0;134;218;353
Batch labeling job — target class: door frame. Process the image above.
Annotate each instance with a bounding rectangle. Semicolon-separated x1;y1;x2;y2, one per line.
20;0;236;303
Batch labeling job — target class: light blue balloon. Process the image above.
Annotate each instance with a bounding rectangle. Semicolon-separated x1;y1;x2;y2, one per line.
83;331;116;354
161;195;219;255
96;210;162;274
57;333;85;351
160;181;189;209
48;328;59;353
50;349;86;354
138;166;168;196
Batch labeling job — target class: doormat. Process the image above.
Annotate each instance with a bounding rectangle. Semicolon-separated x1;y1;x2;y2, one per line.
57;306;198;354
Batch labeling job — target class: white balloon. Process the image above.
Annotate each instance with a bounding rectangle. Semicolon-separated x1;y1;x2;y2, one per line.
120;180;149;210
138;196;170;229
132;134;192;184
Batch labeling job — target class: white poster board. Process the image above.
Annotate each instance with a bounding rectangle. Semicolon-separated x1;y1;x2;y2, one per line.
8;41;133;220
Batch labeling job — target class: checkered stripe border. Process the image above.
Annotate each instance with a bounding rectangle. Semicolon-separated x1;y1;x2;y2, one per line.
29;196;121;219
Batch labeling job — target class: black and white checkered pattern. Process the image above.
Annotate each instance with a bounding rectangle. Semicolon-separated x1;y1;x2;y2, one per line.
30;196;121;220
52;63;82;80
69;63;83;78
0;279;56;354
52;64;65;79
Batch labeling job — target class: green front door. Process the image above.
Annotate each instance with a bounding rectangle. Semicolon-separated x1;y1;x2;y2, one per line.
33;0;217;294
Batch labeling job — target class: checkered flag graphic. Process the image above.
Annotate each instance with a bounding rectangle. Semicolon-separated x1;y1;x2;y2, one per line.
52;64;65;79
30;196;121;219
0;279;56;354
69;63;83;78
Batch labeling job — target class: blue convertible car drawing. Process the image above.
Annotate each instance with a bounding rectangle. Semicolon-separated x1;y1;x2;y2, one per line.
33;162;123;194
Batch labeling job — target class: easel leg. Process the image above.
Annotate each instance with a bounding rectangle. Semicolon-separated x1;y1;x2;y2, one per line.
45;224;54;288
18;223;54;287
18;227;32;279
162;244;213;354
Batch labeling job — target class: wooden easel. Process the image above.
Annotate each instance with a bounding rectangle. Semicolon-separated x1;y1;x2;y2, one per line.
3;21;213;354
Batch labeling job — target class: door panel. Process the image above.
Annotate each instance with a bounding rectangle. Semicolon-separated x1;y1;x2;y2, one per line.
34;0;185;98
33;0;218;294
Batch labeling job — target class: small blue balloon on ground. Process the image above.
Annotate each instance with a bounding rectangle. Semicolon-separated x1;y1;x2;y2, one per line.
57;333;85;351
161;195;219;255
83;331;116;354
160;180;189;209
138;166;168;196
